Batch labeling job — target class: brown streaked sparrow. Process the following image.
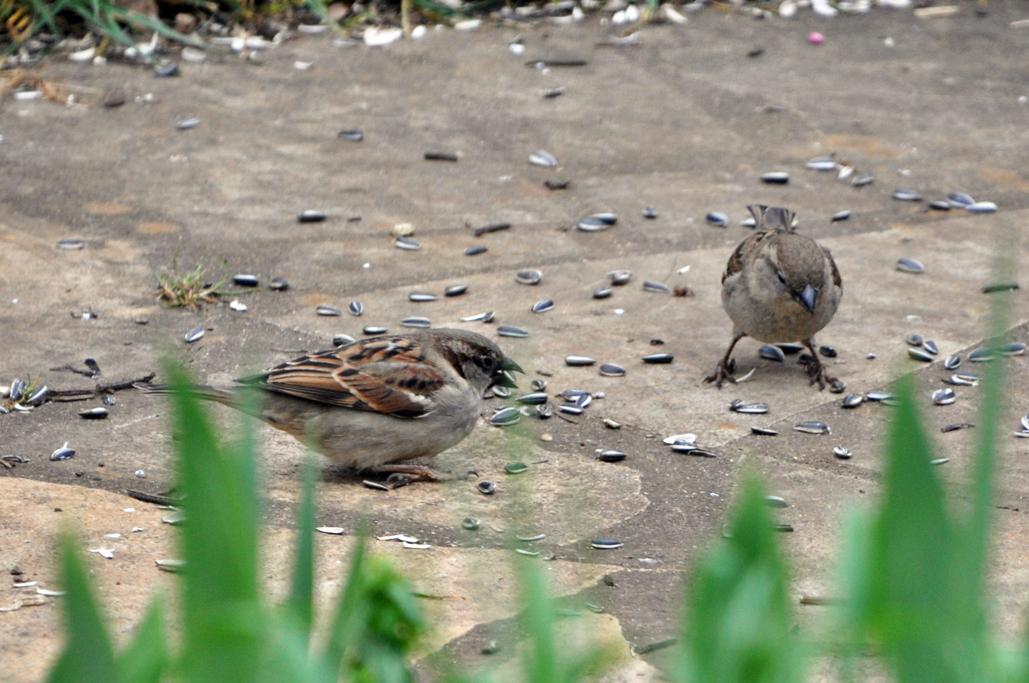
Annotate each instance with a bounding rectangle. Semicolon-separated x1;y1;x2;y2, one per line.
140;329;522;480
705;205;843;390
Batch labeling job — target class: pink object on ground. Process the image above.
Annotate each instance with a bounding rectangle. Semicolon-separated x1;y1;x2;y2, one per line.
808;31;825;45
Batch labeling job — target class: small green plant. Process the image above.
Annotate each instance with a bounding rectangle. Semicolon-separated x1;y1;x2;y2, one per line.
156;264;230;309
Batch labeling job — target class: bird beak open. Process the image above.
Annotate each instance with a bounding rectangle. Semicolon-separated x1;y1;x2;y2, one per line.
798;284;819;314
496;358;524;388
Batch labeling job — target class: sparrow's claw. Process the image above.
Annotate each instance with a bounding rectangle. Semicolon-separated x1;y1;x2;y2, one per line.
801;339;844;393
704;358;738;388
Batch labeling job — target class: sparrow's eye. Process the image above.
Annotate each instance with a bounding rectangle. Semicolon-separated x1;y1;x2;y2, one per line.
475;354;496;372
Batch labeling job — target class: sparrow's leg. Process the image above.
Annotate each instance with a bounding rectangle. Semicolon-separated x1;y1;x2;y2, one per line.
801;339;843;391
705;334;745;388
372;464;448;482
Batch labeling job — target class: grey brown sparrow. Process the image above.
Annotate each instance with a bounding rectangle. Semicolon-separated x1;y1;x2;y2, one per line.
140;329;522;480
705;205;843;390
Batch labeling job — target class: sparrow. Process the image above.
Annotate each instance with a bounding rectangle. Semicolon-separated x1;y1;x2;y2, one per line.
705;205;843;390
139;329;522;480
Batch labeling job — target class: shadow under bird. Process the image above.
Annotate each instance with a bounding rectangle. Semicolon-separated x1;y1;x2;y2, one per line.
138;329;522;481
706;205;843;390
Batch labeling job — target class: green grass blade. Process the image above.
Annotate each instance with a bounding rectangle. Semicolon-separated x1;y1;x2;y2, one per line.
286;452;317;642
115;596;169;683
677;474;803;683
516;555;558;682
47;532;120;683
323;532;369;677
865;376;960;680
165;362;264;682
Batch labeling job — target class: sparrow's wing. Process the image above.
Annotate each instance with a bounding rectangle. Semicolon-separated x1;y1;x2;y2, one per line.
723;231;774;283
824;247;842;291
240;336;447;418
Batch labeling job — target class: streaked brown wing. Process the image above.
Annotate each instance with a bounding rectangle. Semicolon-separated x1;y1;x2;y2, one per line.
244;336;446;418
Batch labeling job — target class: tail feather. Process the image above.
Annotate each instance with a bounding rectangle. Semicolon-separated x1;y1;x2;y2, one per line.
134;382;235;404
748;204;797;232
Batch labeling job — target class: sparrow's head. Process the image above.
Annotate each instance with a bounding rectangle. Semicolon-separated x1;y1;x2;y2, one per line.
758;225;829;315
430;329;523;393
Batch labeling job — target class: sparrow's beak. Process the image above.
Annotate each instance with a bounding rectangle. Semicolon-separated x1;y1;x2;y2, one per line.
496;357;523;389
798;284;819;314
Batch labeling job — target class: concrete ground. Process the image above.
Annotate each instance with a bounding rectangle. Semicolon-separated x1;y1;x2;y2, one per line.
1;4;1028;680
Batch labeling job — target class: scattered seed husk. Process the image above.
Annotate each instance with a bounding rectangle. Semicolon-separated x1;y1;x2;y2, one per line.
893;188;922;201
57;238;85;250
444;284;468;297
473;222;511;237
966;201;997;214
490;407;521;426
642;280;671;294
608;270;633;286
641;353;673;364
565;355;596;367
906;334;924;347
591;539;623;550
50;442;75;461
761;171;789;184
706;211;728;227
851;173;874;187
362;325;388;335
806;156;837;171
316;305;341;317
908;347;935;362
599;363;625;377
184;325;205;343
78;407;108;420
394;236;421;251
932;388;957;405
504;462;528;475
597;450;626;463
896;257;925;274
464;245;488;256
794;420;831;435
462;517;480;531
759;345;786;362
944;354;961;370
751;426;779;436
269;277;289;291
529;150;558;167
544;179;570;190
833;446;852;460
424;151;459;162
765;495;788;508
941;422;974;433
593;287;613;299
643;207;658;219
532;298;555;313
841;393;865;409
477;481;496;495
156;559;185;573
516;269;543;285
830;210;851;222
577;213;618;232
730;400;769;415
176;116;199;130
929;200;951;211
400;316;431;329
338;129;363;142
930;457;949;466
297;209;326;223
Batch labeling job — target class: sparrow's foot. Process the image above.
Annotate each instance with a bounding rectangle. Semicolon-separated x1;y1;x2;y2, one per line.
704;358;737;388
801;339;844;392
802;357;844;392
372;464;449;483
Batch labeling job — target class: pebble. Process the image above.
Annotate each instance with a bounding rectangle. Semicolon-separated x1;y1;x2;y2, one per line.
298;210;327;223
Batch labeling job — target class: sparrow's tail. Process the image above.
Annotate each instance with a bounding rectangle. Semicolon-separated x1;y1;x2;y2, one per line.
134;382;236;405
748;204;797;232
